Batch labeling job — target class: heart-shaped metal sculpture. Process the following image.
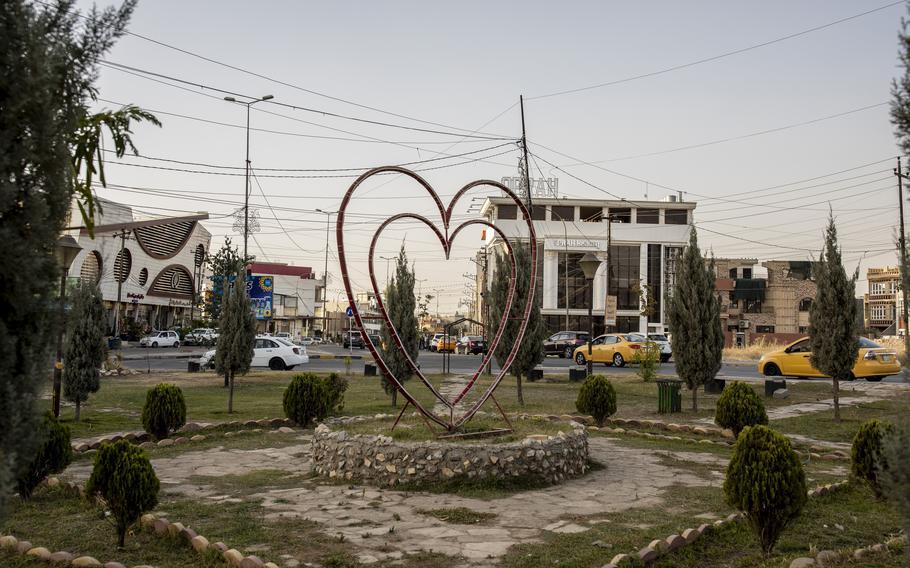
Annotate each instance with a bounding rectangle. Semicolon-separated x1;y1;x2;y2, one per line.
336;166;537;431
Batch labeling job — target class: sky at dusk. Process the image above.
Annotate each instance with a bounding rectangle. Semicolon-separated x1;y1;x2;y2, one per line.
75;0;909;310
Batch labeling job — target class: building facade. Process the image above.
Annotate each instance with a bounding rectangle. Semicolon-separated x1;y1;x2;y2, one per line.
248;262;320;337
65;198;211;334
864;266;905;335
712;258;817;346
478;196;695;336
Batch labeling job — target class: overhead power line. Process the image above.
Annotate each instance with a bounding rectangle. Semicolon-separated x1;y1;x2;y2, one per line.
100;60;512;141
529;1;902;100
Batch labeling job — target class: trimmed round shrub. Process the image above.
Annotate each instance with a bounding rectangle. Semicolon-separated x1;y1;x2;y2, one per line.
325;372;349;413
715;381;768;436
575;374;617;427
851;418;893;497
283;373;331;427
16;412;73;498
86;440;159;547
724;425;807;555
141;383;186;440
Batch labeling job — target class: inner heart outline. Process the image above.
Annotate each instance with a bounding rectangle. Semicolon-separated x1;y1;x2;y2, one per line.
336;166;538;431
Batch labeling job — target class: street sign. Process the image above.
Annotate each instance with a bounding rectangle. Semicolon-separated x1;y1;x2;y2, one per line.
605;295;617;326
346;306;354;318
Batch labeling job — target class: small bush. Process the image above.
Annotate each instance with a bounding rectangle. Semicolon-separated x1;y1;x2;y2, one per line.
851;419;893;497
633;342;660;382
575;375;617;427
724;425;807;555
715;381;768;436
325;372;349;413
141;383;187;440
86;440;159;547
16;412;73;499
283;373;331;427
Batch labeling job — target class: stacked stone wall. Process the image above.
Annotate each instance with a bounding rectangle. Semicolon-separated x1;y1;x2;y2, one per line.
311;424;589;487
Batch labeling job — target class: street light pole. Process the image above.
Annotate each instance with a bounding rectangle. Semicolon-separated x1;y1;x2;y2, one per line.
53;236;82;417
579;253;601;378
316;209;333;339
224;94;274;260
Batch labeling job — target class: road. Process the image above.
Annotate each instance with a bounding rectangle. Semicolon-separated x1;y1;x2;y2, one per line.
117;343;910;384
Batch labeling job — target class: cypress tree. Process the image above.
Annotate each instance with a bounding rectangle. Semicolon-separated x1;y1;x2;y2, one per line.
215;270;256;413
666;228;723;411
205;237;251;323
379;246;418;407
489;241;546;406
809;214;858;422
62;281;106;421
0;0;143;519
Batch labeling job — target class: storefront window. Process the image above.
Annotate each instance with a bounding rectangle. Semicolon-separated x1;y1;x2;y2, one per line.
557;252;591;309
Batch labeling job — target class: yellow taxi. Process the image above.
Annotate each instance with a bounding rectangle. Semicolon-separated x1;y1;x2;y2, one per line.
757;337;900;382
436;335;457;353
572;333;657;368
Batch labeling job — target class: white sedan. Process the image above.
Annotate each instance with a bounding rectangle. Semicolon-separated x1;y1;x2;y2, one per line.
199;336;308;371
139;330;181;348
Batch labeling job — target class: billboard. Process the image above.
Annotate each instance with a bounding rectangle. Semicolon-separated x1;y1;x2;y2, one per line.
246;275;273;320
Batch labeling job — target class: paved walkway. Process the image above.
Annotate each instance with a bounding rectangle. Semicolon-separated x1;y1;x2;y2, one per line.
62;435;722;566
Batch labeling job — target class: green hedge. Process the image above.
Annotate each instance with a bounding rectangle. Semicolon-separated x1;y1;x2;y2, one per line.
724;425;807;554
283;373;331;427
715;381;768;436
575;374;617;427
16;412;73;498
141;383;186;440
851;419;892;497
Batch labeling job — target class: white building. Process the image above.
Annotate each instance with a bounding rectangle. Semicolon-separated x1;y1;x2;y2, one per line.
65;198;211;333
478;196;695;335
248;261;320;337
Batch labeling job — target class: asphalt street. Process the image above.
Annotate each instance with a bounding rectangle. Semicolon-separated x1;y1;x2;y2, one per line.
120;343;784;381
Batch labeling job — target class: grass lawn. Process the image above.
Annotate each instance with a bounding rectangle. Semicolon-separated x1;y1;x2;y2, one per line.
0;485;452;568
53;369;842;441
773;394;910;444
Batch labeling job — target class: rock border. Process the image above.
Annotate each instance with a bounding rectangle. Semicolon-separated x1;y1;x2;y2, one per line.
788;533;907;567
599;480;852;567
0;482;280;568
71;418;298;455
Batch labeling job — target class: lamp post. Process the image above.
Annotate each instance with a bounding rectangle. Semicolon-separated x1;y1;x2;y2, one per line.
53;235;82;417
379;255;395;293
579;252;601;377
315;208;333;339
223;94;274;260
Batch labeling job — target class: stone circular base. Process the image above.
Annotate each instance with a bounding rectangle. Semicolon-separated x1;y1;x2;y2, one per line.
312;423;589;487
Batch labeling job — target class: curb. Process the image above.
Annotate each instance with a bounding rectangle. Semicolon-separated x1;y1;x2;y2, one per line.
308;354;371;360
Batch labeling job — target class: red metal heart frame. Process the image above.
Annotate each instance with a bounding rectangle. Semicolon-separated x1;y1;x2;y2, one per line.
336;166;537;431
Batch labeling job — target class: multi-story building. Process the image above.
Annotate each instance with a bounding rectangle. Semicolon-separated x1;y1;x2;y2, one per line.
248;262;320;337
712;258;817;346
864;266;904;335
64;198;211;333
477;196;695;335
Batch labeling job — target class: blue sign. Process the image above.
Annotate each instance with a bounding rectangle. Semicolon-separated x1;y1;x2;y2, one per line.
246;275;274;320
346;306;354;318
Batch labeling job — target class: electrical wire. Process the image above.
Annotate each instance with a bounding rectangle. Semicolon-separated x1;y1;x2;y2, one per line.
529;1;902;100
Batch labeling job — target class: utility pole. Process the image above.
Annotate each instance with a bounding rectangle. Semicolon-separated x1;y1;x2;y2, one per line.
113;229;129;341
224;94;274;260
520;95;533;211
894;157;910;353
605;213;614;334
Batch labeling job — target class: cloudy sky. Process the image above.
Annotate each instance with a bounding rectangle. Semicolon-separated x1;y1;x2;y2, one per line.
76;0;908;310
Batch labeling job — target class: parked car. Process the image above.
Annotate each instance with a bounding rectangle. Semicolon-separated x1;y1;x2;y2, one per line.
543;331;591;358
343;331;365;349
428;333;446;352
275;332;291;340
184;328;217;346
628;333;672;363
139;330;181;348
457;335;487;355
436;335;457;353
572;333;658;368
297;336;315;346
758;337;899;381
199;336;308;371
